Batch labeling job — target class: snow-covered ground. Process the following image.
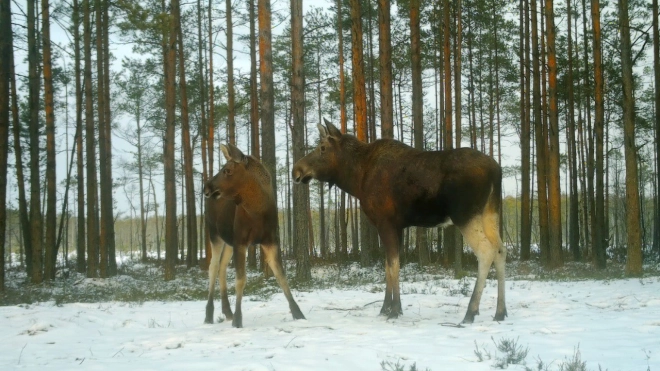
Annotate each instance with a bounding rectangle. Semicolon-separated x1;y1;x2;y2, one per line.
1;262;659;370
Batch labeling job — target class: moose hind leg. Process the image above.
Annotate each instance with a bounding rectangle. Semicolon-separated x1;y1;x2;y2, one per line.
205;240;224;324
232;245;247;328
379;227;403;319
218;244;234;320
459;217;496;324
489;229;507;320
262;244;305;320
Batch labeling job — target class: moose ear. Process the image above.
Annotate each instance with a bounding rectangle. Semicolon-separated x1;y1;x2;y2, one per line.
317;123;329;138
222;143;247;163
324;118;342;138
220;144;231;162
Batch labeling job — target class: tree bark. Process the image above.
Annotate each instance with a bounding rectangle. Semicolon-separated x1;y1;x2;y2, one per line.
164;0;179;280
520;0;532;261
42;0;58;280
544;0;563;268
72;0;86;273
226;0;236;145
619;0;642;276
652;0;660;257
410;0;428;266
567;0;580;261
259;0;277;278
0;0;11;291
291;0;311;280
591;0;606;268
378;0;393;140
28;0;43;283
175;0;198;269
96;0;109;278
336;0;348;260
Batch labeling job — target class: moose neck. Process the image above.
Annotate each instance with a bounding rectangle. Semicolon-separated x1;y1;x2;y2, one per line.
235;181;274;218
332;136;370;200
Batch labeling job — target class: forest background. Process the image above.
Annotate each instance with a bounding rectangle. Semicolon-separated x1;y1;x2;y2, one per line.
0;0;659;289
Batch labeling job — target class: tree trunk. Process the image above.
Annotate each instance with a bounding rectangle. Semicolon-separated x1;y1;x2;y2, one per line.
410;0;428;266
72;0;86;273
164;0;179;281
544;0;563;269
530;0;548;264
378;0;393;140
102;0;116;276
176;0;198;269
258;0;277;278
96;0;109;278
591;0;606;268
291;0;311;280
520;0;532;261
226;0;236;145
10;40;31;276
619;0;642;276
0;0;11;291
567;0;580;261
28;0;43;283
652;0;659;257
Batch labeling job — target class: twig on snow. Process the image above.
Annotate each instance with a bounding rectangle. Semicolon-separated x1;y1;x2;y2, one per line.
17;343;27;365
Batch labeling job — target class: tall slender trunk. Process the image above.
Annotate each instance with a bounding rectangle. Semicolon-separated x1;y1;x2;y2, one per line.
28;0;43;283
197;0;210;269
531;0;548;263
378;0;393;140
619;0;642;276
567;0;580;261
208;0;215;177
225;0;235;145
337;0;348;260
653;0;660;257
545;0;563;268
291;0;311;279
0;0;11;291
410;0;428;266
164;0;179;281
591;0;606;268
72;0;86;273
349;0;367;143
249;0;259;160
176;0;198;269
96;0;109;278
42;0;57;280
102;0;116;276
10;39;31;275
520;0;532;260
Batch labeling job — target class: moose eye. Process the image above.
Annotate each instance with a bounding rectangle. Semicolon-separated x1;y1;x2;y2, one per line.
223;168;232;176
320;145;326;152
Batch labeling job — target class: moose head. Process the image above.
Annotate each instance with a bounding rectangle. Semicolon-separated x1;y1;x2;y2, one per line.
292;118;344;186
203;143;249;200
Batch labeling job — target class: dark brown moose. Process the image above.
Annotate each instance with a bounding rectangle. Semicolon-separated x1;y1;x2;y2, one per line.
292;119;506;323
204;143;305;327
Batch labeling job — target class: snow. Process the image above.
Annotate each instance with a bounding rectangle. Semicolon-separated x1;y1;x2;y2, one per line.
1;263;659;370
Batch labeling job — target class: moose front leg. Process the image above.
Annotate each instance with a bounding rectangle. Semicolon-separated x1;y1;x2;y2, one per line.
205;240;224;324
378;227;403;319
232;244;247;328
218;244;234;321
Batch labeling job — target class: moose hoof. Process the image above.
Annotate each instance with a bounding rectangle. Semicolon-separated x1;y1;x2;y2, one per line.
493;309;508;322
232;314;243;328
204;317;213;324
291;306;306;320
462;312;477;324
